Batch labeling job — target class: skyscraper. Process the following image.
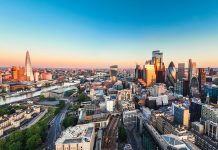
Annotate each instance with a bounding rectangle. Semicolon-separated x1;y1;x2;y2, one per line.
198;68;206;93
152;50;165;83
110;65;118;82
12;66;18;80
188;59;193;86
178;63;185;81
166;62;177;87
152;50;163;65
144;64;156;86
0;72;2;84
24;51;34;81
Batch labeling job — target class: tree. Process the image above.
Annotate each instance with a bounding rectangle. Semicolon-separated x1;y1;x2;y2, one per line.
62;116;78;128
26;134;42;150
0;140;6;150
8;141;22;150
118;127;127;142
78;93;90;103
39;95;45;100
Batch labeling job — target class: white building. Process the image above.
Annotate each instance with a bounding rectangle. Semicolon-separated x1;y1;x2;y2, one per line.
55;123;95;150
123;109;139;126
105;95;116;112
152;83;167;97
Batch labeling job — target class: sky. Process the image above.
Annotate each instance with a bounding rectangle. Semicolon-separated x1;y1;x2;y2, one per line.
0;0;218;68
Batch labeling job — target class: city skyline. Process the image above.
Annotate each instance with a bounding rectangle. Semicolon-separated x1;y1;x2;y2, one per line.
1;0;218;68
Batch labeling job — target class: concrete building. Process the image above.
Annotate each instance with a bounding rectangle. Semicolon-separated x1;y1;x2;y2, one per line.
172;103;190;128
123;109;138;126
55;123;95;150
201;104;218;141
162;134;190;150
152;83;167;97
0;106;41;136
105;95;116;112
178;63;185;81
117;89;132;101
144;64;156;86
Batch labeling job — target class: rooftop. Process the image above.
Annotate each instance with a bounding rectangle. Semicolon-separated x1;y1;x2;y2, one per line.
55;123;94;144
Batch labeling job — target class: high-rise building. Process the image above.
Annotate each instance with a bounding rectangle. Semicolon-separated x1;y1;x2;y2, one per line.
144;64;156;86
110;65;118;81
201;104;218;141
12;66;18;80
24;51;34;81
18;67;25;81
177;63;185;81
172;103;190;128
189;100;202;122
166;62;177;87
188;59;193;86
182;79;189;97
152;50;163;65
34;72;39;81
192;62;197;76
198;68;206;93
0;72;2;84
153;50;165;83
135;64;142;79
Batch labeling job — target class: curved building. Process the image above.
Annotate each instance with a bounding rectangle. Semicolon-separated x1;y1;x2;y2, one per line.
166;62;176;87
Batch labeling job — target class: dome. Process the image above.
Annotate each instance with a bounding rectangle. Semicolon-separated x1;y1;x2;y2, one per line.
166;61;177;87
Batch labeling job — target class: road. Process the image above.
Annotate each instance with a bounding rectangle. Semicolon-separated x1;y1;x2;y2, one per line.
46;100;70;150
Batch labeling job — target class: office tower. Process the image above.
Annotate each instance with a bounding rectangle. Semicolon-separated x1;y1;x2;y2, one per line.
166;62;176;87
182;79;189;96
110;65;118;82
174;80;183;95
135;64;142;79
189;101;202;122
0;72;2;84
152;50;163;65
178;63;185;81
190;76;200;97
34;72;39;81
24;51;34;81
188;59;193;85
192;62;197;76
172;103;190;128
201;104;218;141
12;66;18;80
153;51;165;83
18;67;25;81
156;70;165;83
144;64;156;86
198;68;206;93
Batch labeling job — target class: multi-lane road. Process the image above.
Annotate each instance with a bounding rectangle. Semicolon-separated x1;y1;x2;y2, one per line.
46;100;70;150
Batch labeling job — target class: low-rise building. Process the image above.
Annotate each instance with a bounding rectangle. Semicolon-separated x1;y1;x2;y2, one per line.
55;123;95;150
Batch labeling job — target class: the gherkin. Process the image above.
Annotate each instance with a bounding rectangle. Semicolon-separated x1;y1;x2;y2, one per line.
166;61;176;87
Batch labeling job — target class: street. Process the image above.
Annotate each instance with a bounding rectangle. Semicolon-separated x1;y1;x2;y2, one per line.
46;101;70;150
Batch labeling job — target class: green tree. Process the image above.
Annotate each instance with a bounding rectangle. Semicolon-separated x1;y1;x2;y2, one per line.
118;127;127;142
62;116;78;128
78;93;90;103
8;141;22;150
0;140;6;150
26;134;42;150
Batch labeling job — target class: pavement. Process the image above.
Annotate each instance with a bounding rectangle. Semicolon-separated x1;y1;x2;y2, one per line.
125;125;143;150
46;100;70;150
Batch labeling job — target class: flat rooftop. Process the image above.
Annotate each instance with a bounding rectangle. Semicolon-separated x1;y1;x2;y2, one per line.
55;123;94;144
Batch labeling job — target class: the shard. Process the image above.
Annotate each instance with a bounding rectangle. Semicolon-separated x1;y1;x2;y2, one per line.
24;50;34;81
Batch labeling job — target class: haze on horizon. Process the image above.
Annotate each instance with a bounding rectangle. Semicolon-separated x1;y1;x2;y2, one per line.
0;0;218;68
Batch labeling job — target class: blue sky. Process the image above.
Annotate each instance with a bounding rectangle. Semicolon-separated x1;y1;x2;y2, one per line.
0;0;218;68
